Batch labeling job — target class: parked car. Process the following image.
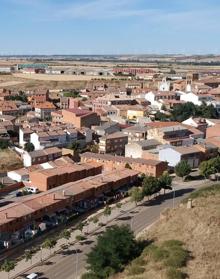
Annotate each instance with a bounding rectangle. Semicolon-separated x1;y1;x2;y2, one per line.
26;273;38;279
26;187;39;194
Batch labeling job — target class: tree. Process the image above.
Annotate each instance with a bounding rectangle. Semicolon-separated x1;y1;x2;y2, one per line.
24;142;35;152
175;161;191;181
1;260;16;279
42;238;57;255
24;249;34;265
76;222;85;233
68;141;80;151
129;187;144;206
159;172;172;194
125;163;132;169
86;225;139;279
199;157;220;178
142;176;161;198
0;139;9;149
60;229;71;246
103;205;112;223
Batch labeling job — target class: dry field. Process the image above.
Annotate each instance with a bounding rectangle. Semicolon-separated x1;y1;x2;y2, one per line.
0;149;23;173
13;73;115;81
117;186;220;279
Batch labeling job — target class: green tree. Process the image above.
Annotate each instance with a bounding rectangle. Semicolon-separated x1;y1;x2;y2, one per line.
42;238;57;255
24;249;34;265
129;187;144;206
86;225;139;278
199;157;220;178
142;176;161;198
175;161;191;181
159;172;172;194
60;229;71;246
24;142;35;152
1;260;16;279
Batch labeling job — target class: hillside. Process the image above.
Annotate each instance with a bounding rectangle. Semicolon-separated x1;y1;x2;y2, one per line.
117;185;220;279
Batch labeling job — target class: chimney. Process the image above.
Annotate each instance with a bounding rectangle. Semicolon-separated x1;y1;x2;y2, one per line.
53;194;56;200
5;213;8;219
63;190;66;197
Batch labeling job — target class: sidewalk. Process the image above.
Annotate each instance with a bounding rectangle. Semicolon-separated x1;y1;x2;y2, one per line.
0;197;135;279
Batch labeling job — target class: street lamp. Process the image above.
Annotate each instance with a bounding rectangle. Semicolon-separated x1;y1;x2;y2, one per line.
172;185;175;209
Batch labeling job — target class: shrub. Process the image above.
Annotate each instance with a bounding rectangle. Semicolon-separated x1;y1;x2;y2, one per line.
81;272;99;279
164;247;189;268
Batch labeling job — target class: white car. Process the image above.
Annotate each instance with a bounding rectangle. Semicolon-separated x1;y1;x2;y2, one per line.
26;273;38;279
26;187;39;194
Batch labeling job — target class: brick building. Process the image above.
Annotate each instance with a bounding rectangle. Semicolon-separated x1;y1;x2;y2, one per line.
52;108;100;128
0;169;139;234
29;162;102;191
99;132;128;155
81;152;168;177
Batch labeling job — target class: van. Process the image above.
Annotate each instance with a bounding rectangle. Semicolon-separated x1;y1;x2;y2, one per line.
26;273;38;279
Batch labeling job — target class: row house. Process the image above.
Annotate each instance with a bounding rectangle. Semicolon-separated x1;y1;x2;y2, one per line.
81;152;168;177
0;169;139;235
29;162;102;191
0;101;19;116
23;147;62;167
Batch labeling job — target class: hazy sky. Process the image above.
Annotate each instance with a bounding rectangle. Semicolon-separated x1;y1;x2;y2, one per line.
0;0;219;55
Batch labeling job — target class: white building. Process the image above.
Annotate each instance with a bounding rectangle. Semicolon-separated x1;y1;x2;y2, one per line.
125;139;161;158
159;145;201;168
158;78;170;91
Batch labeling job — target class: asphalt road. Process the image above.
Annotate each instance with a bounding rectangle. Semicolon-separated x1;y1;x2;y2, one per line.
17;180;203;279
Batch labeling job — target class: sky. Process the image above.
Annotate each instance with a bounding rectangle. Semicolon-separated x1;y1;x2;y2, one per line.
0;0;220;55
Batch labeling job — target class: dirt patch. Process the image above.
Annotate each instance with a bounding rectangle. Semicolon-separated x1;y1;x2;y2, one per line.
13;73;114;81
0;149;23;173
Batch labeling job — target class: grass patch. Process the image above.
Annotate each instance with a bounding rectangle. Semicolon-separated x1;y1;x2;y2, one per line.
127;264;145;276
142;240;189;279
166;267;186;279
182;184;220;202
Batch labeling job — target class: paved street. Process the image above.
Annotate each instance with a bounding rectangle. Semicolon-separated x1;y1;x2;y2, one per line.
0;179;211;279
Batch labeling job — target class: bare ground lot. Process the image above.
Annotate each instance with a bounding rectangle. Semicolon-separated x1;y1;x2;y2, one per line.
13;73;115;81
0;149;23;173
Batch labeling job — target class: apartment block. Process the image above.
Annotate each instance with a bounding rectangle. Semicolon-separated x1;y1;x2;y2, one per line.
99;132;128;155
